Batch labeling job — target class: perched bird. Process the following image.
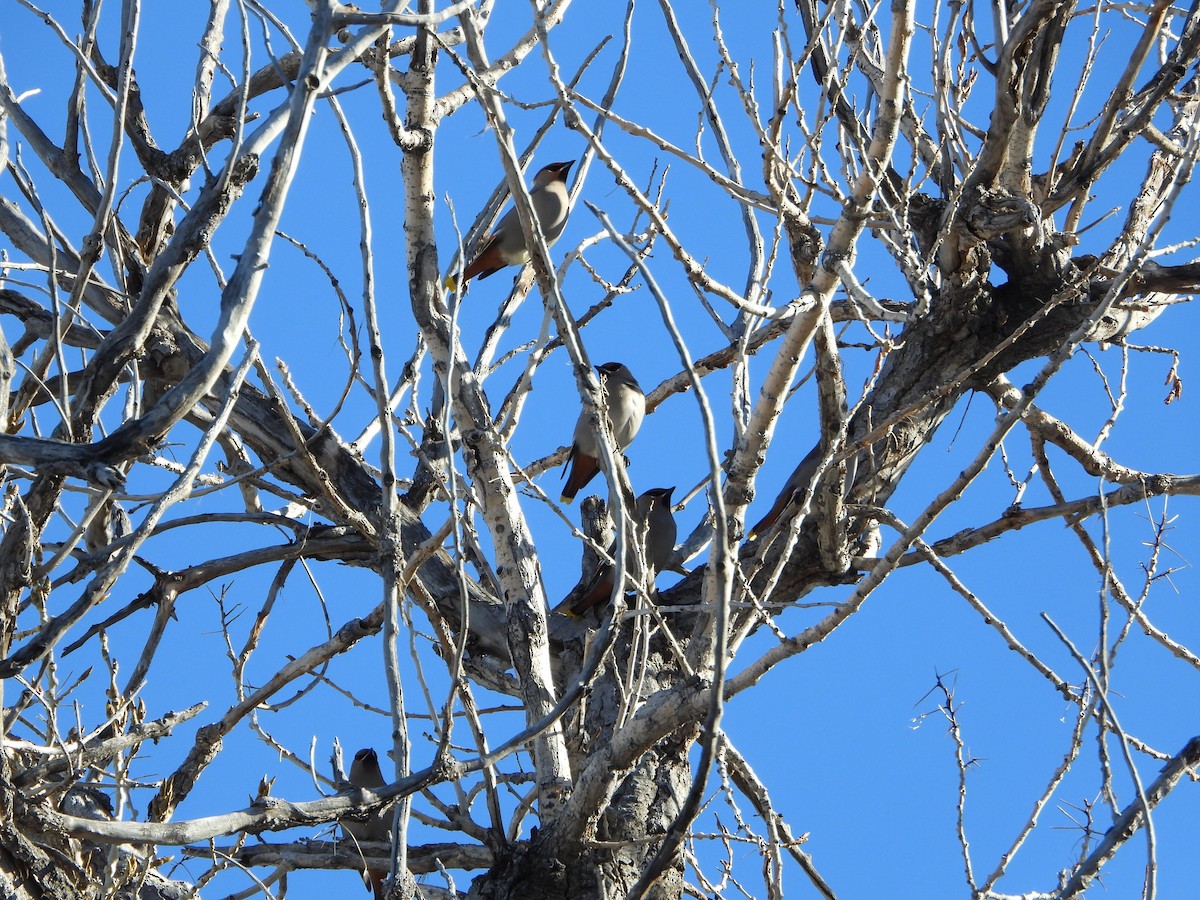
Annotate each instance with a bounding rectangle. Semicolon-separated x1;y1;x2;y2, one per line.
561;486;677;617
747;444;821;541
344;747;391;900
84;497;131;556
445;160;575;291
561;362;645;504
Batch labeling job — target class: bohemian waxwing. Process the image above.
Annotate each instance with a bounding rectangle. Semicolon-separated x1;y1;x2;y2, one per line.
747;444;821;541
445;160;574;291
559;487;678;617
344;747;390;900
560;362;645;505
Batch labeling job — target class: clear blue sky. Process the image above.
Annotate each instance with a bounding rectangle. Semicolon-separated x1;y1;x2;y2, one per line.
2;2;1198;898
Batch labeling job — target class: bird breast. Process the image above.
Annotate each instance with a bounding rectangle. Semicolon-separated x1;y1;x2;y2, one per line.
608;384;644;448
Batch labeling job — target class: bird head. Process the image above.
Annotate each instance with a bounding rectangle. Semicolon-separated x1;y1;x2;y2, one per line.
595;361;640;392
596;361;626;379
534;160;575;187
349;747;386;787
637;487;675;516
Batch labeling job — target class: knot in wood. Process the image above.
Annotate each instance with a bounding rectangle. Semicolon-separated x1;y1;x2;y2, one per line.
726;483;754;506
1146;474;1172;494
965;189;1039;239
819;248;852;272
433;756;466;783
232;154;260;186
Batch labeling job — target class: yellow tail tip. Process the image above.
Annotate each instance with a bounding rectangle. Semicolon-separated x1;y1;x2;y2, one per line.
560;494;574;505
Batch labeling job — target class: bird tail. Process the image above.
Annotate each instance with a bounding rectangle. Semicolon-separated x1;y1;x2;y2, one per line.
560;570;616;617
746;516;768;542
747;500;785;542
560;451;598;505
368;868;386;899
551;591;582;617
443;273;458;292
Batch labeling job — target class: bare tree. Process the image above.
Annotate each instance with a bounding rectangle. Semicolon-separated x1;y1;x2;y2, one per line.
1;1;1198;898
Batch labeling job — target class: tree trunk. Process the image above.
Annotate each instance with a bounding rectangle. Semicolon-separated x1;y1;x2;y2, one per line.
470;615;692;900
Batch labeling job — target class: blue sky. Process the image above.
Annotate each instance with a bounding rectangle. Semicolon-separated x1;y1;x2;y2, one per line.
2;1;1198;898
